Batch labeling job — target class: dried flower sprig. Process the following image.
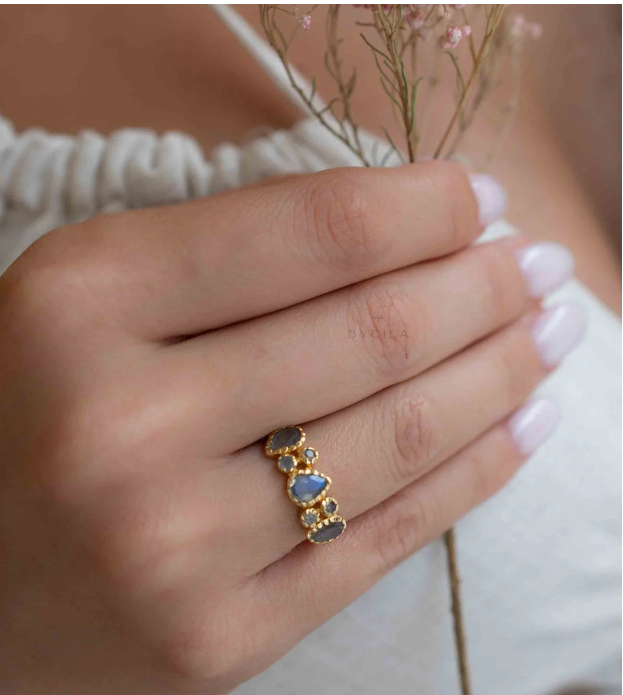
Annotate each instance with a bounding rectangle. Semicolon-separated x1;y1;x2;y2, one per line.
260;4;373;166
260;4;539;169
259;7;540;695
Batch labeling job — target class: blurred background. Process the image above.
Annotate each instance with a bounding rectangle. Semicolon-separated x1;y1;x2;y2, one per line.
1;4;620;303
526;5;621;252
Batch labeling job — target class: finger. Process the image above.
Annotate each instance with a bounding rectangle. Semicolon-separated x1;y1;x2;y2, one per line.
160;237;567;454
245;401;558;650
62;304;584;586
226;303;584;569
248;400;556;642
83;304;581;582
33;162;496;338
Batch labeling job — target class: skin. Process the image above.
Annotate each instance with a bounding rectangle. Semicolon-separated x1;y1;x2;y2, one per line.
1;162;552;694
0;6;617;694
0;5;618;310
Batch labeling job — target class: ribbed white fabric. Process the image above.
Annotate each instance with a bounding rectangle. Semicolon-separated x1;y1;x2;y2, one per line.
0;6;620;694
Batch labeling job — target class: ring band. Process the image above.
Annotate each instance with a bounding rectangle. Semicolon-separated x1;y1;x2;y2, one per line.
265;426;346;544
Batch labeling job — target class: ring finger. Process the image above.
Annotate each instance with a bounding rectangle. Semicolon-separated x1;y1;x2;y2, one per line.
229;302;585;569
244;402;557;653
92;304;584;585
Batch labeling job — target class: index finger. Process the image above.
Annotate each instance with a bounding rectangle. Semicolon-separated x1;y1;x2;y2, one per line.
26;162;505;339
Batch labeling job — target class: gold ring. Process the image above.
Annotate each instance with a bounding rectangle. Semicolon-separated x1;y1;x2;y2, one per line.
265;426;346;544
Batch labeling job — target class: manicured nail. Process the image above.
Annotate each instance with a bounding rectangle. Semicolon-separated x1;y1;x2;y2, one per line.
532;303;587;367
469;173;507;227
516;242;575;297
508;397;559;456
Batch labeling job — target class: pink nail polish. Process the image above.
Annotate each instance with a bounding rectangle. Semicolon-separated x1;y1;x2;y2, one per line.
532;303;587;367
516;242;575;298
508;397;559;456
469;173;507;227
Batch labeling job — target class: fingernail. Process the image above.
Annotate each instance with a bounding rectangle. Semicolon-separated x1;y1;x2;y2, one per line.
516;242;575;297
532;303;587;367
469;173;507;227
508;397;559;456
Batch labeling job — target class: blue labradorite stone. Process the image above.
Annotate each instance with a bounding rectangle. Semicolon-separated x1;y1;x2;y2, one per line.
309;519;345;544
267;427;303;453
324;499;337;514
289;473;327;504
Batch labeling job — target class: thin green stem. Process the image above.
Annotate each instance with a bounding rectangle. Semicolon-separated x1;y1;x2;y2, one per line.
433;5;505;159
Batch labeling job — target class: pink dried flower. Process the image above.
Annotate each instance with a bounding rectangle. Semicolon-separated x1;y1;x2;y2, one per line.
509;14;542;43
438;25;464;50
461;24;471;37
404;9;425;30
300;14;312;30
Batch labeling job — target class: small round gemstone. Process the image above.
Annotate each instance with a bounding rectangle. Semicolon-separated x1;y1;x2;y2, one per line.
277;455;296;473
301;510;319;528
322;498;338;515
302;448;317;464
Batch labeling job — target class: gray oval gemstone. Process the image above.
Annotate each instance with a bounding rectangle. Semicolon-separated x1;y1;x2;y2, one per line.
267;426;303;453
309;518;345;544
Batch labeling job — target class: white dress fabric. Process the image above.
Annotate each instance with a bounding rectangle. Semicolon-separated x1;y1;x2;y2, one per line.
0;6;620;695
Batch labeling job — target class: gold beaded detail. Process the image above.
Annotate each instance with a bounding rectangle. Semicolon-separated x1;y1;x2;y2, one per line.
265;426;346;544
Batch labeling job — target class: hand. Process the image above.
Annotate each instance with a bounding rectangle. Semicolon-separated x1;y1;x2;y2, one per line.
0;162;580;694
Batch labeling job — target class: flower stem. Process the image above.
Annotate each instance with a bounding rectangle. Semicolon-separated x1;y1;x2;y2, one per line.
434;5;505;159
444;527;472;695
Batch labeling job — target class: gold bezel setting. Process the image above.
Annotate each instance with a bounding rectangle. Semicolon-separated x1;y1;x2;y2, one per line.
300;446;318;467
266;426;345;544
300;508;320;528
321;497;339;517
265;426;306;457
307;515;347;544
277;454;298;474
286;469;331;508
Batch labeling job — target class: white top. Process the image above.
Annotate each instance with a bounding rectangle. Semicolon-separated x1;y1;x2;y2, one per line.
0;6;620;694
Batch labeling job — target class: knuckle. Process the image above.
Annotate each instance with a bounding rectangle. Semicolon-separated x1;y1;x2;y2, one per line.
385;390;443;485
90;493;165;583
32;396;147;506
0;222;107;337
371;493;430;571
346;278;426;379
33;400;111;492
17;404;92;501
299;169;390;273
158;609;246;692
